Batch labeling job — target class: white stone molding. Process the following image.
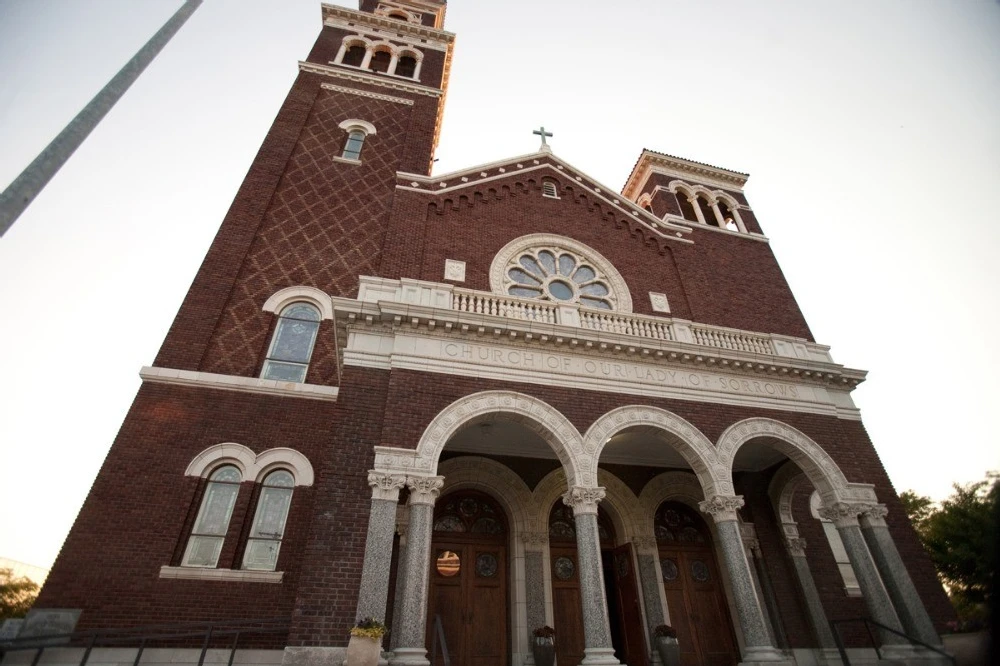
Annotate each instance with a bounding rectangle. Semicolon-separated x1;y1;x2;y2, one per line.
159;566;283;584
520;531;549;546
262;286;334;320
489;233;634;313
649;292;670;313
529;467;570;534
562;486;607;516
699;495;746;523
184;443;314;486
443;259;466;282
768;460;812;527
715;418;851;504
786;537;808;557
338;118;378;136
401;390;587;485
140;366;339;402
816;501;871;528
405;475;444;506
860;503;889;527
740;522;762;556
622;150;748;201
320;82;414;106
374;5;421;24
368;471;407;501
298;61;443;99
583;405;725;497
631;535;657;551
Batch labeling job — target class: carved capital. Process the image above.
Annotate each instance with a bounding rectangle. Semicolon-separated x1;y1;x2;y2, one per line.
368;471;407;502
860;503;889;527
786;537;808;557
562;486;606;515
742;537;761;556
520;531;549;547
631;536;657;550
817;501;871;527
698;495;745;523
406;475;445;506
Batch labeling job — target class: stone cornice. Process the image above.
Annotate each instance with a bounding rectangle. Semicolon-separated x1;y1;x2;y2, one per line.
398;152;693;244
623;150;749;200
298;61;443;98
321;4;455;43
139;366;339;401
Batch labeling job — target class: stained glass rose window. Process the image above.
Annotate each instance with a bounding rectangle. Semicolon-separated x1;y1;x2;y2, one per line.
505;247;614;310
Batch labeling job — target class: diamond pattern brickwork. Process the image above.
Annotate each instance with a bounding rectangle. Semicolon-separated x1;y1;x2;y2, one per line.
201;87;413;382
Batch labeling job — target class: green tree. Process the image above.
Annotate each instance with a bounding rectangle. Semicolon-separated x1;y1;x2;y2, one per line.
0;567;38;620
899;490;935;535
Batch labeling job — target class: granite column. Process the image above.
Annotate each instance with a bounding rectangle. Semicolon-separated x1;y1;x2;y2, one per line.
355;472;407;623
389;476;444;666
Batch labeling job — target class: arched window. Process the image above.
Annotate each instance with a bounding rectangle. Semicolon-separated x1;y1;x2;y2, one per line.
370;49;392;73
243;470;295;571
342;44;366;67
718;201;738;231
697;194;718;227
396;55;418;78
261;302;321;383
182;465;242;568
342;129;366;161
676;190;698;222
507;247;614;309
541;178;559;198
810;492;862;596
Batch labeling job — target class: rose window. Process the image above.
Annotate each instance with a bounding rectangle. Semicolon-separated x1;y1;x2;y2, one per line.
505;248;614;310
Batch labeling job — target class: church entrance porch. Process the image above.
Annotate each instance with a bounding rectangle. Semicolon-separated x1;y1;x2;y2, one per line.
426;491;509;666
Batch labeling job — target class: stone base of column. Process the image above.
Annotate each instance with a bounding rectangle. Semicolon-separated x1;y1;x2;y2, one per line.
387;647;429;666
738;646;794;665
580;647;621;664
281;646;347;666
878;644;952;665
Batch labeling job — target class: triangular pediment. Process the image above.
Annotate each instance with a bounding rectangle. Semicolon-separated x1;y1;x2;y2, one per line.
396;150;693;245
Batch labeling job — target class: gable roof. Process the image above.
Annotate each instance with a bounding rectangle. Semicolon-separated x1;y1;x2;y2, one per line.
396;148;694;245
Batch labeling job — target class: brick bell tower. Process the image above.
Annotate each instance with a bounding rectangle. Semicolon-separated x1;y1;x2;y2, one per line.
33;0;454;649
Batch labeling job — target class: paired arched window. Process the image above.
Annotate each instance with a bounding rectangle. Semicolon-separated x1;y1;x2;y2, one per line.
243;470;295;571
342;43;366;67
261;303;321;382
670;182;747;233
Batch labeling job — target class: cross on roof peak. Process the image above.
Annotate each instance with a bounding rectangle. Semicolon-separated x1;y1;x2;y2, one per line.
533;125;553;151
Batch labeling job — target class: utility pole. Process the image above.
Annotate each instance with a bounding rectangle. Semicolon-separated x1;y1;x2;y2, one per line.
0;0;203;237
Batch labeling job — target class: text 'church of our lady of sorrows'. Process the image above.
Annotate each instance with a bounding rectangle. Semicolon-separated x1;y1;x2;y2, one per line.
21;2;955;666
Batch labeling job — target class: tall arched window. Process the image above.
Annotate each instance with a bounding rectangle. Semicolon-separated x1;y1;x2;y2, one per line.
697;194;717;227
342;44;366;67
342;130;366;160
243;470;295;571
182;465;242;568
261;303;321;383
396;55;418;78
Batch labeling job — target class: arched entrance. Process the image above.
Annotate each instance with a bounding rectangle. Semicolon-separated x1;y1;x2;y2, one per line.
426;490;508;666
655;501;739;666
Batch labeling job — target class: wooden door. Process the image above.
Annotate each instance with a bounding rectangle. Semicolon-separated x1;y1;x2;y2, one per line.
655;502;739;666
612;544;649;666
427;492;508;666
550;543;586;666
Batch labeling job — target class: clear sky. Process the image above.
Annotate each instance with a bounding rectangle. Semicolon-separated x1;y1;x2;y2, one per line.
1;0;998;570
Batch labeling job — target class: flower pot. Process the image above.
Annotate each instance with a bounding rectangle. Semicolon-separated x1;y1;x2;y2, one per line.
655;636;680;666
346;634;382;666
531;635;556;666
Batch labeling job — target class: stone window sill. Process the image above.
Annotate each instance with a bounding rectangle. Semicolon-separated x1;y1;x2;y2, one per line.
333;156;362;166
159;566;283;584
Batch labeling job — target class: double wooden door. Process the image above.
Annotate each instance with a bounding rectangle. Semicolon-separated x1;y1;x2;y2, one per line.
658;548;739;666
427;541;507;666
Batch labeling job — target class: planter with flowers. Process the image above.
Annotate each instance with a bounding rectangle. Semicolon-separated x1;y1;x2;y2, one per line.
347;617;387;666
653;625;680;666
531;626;556;666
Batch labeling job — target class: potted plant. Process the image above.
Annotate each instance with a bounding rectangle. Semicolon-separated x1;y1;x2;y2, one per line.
653;625;679;666
531;626;556;666
347;617;387;666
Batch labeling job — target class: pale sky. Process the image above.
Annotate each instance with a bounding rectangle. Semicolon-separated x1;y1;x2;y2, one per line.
1;0;998;570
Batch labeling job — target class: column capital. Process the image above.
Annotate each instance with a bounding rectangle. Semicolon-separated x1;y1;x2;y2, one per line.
818;501;873;527
562;486;606;515
786;537;808;558
406;475;444;506
860;503;889;527
520;531;549;547
631;535;658;551
698;494;745;523
368;471;407;502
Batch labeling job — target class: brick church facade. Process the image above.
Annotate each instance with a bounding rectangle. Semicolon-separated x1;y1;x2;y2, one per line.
29;2;953;665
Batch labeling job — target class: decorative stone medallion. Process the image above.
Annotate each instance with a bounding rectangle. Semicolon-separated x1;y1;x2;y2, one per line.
476;553;498;578
690;560;710;582
554;556;575;580
661;558;679;582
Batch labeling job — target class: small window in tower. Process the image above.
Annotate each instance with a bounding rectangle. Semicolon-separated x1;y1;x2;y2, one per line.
243;470;295;571
370;50;392;73
182;465;242;568
697;194;718;227
261;302;321;383
342;44;366;68
396;55;417;79
677;191;698;222
718;201;739;231
342;130;367;161
542;179;559;198
388;10;410;22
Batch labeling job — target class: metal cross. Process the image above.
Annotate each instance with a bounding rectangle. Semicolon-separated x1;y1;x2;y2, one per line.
533;126;553;145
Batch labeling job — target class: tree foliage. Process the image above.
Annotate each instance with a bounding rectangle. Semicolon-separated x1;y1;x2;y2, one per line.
901;474;998;618
0;567;39;620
